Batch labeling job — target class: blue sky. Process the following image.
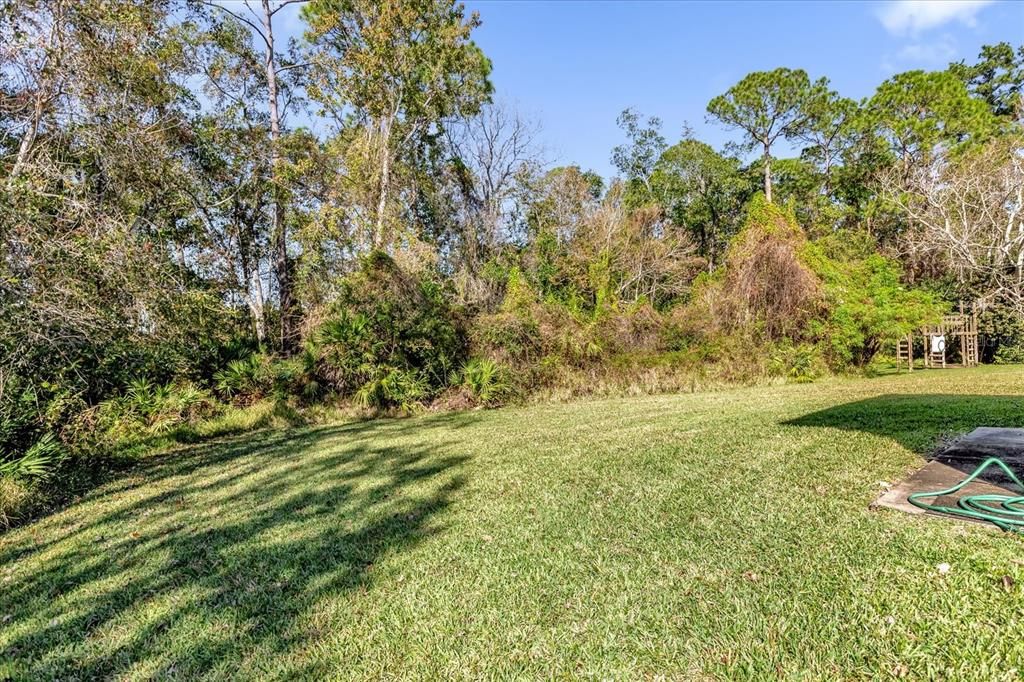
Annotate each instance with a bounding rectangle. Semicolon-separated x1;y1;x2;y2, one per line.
460;0;1023;178
266;0;1022;179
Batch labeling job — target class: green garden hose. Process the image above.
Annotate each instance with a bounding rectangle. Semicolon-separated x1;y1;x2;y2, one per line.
908;457;1024;532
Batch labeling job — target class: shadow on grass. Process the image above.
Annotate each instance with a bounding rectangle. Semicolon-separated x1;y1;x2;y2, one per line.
0;414;475;679
9;407;481;532
784;394;1024;455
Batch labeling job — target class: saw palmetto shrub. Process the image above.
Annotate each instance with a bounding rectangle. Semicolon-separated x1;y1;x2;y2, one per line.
315;251;467;410
69;379;218;446
454;358;513;406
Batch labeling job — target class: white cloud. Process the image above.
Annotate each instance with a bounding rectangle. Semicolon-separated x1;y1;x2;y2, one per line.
877;0;994;36
895;34;958;63
880;32;960;74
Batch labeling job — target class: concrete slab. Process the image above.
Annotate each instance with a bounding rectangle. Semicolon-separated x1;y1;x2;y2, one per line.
872;427;1024;524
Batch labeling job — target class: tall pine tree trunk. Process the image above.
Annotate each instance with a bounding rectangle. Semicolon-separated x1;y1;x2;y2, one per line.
261;0;296;354
374;116;393;249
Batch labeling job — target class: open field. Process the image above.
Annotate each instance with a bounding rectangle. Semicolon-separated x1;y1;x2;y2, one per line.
3;367;1024;680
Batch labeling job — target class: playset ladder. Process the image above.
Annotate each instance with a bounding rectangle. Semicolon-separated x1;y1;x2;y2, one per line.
896;336;913;372
892;333;917;372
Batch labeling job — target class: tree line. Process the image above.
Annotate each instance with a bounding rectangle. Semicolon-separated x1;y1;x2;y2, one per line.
1;0;1022;519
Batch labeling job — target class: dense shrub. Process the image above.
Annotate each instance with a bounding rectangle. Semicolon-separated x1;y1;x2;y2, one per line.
454;358;513;406
81;380;217;443
353;366;428;411
214;355;267;400
316;252;467;409
214;349;322;404
471;311;544;365
0;476;43;529
0;376;48;466
472;276;621;383
979;302;1024;364
804;247;942;368
994;341;1024;365
768;343;825;383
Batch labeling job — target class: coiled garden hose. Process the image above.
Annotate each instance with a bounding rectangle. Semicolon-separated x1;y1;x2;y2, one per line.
908;457;1024;532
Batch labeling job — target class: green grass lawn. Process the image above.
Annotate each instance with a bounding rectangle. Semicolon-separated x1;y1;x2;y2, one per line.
4;367;1024;680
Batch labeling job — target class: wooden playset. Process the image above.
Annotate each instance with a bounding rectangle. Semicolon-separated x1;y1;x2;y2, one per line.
895;305;979;371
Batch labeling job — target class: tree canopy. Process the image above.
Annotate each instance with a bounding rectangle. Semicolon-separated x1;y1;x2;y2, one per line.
706;67;825;202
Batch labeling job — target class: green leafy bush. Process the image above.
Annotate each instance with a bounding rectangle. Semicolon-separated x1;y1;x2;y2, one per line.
768;343;824;383
317;252;466;401
994;342;1024;365
354;366;427;412
0;433;65;480
455;358;512;406
803;247;942;368
91;380;216;441
979;303;1024;364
